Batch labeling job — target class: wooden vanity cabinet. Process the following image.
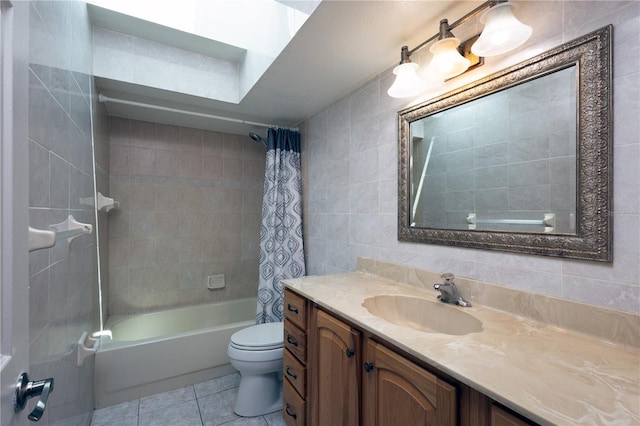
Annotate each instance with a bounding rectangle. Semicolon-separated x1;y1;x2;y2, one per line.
285;289;537;426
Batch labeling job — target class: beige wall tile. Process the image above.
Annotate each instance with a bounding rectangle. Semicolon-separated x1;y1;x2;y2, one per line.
107;118;262;315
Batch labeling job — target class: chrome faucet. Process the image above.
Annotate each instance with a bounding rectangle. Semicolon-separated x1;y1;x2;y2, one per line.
433;273;472;307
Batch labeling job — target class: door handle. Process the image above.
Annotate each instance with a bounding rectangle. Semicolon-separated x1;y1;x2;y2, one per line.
14;372;54;422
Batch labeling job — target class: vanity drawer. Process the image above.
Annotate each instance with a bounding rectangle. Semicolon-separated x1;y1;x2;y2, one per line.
284;289;307;330
283;348;306;398
283;379;306;426
284;320;307;362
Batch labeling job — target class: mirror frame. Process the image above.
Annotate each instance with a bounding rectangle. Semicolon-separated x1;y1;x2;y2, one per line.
398;25;612;262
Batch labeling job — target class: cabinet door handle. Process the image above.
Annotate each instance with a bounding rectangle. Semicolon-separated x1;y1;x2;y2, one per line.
287;304;299;314
345;348;355;358
285;403;297;419
364;362;374;372
286;335;299;347
285;366;298;379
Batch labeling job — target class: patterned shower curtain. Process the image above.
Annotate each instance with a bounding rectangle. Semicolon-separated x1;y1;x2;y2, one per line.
257;128;306;323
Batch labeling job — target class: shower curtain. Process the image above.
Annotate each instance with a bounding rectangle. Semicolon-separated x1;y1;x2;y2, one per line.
257;128;306;323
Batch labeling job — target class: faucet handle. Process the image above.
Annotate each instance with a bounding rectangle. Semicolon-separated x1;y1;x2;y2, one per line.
441;272;455;283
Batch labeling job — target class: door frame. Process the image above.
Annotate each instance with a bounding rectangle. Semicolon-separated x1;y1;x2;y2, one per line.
1;0;30;424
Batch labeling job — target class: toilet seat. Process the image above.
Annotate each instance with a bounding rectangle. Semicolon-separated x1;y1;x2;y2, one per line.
230;322;283;351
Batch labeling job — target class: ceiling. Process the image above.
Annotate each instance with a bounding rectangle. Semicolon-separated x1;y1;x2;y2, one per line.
94;1;481;136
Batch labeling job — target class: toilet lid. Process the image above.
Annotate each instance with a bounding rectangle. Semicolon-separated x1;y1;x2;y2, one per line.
230;322;283;351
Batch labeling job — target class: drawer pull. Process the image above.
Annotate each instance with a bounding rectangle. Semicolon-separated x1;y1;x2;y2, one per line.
345;348;355;358
364;362;374;372
286;335;299;347
285;403;297;419
287;304;299;314
286;366;298;379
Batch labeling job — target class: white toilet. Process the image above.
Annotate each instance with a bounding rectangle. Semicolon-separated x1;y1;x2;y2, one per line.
227;322;284;417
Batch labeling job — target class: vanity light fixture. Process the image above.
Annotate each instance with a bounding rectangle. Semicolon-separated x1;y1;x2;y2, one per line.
387;0;531;98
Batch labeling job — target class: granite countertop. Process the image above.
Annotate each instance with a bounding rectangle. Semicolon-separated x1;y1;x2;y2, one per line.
283;272;640;425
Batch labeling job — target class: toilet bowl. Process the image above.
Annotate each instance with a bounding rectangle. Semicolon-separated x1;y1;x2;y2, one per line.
227;322;284;417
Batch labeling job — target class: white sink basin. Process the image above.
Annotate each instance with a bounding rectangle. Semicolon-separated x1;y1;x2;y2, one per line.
362;295;483;335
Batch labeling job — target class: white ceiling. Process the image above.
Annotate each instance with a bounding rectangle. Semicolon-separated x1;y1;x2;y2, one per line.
95;1;482;136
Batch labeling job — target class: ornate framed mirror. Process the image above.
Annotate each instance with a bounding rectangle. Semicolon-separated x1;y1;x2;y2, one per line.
398;26;612;262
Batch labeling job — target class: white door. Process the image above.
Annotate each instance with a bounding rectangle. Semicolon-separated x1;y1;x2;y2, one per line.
1;1;32;424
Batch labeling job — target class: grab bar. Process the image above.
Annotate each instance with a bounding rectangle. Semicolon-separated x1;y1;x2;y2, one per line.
467;213;555;232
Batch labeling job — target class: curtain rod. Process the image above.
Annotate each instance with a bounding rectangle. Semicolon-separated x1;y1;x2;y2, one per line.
97;94;299;131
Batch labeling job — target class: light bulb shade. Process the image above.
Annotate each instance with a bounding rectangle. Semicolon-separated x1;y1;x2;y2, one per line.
387;62;426;98
471;2;532;57
426;37;471;80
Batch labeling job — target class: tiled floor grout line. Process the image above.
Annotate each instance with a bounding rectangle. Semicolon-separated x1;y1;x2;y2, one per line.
194;387;205;426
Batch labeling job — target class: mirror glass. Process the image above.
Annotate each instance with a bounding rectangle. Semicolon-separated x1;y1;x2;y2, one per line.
409;66;576;234
398;26;612;262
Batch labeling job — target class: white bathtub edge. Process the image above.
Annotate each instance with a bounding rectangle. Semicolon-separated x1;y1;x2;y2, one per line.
94;298;257;409
94;363;237;409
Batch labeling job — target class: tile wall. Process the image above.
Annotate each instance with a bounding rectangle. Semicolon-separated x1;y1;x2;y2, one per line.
302;0;640;313
107;118;265;316
28;1;100;424
413;67;576;232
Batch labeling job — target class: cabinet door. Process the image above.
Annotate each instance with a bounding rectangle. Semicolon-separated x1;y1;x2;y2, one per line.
362;339;457;426
310;308;360;426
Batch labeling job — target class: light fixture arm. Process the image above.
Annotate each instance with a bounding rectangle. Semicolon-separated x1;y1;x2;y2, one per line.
405;0;505;57
398;45;411;64
438;19;454;40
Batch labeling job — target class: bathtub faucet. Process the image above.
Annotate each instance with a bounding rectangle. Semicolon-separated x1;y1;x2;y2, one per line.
433;273;471;307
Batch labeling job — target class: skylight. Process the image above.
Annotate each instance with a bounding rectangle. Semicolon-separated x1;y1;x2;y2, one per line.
87;0;320;102
86;0;314;56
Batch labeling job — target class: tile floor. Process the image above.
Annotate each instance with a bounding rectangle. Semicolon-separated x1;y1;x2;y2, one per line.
90;373;286;426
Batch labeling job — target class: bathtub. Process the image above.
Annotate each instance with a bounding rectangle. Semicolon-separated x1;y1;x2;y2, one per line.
94;298;256;408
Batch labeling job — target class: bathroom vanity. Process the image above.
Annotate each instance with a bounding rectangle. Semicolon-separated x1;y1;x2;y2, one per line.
281;259;640;425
